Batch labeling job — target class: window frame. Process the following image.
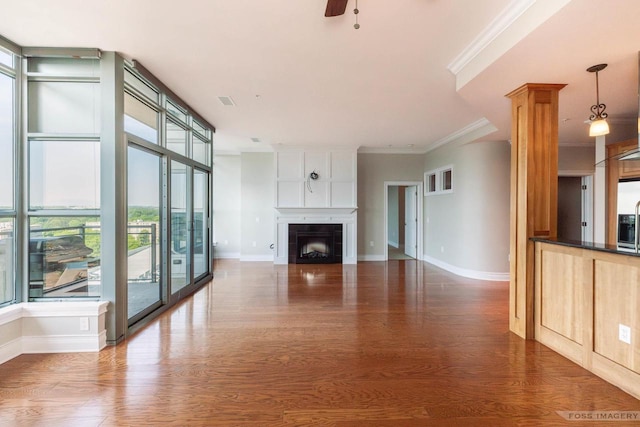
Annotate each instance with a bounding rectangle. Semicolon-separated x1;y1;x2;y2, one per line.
0;38;19;307
424;165;454;196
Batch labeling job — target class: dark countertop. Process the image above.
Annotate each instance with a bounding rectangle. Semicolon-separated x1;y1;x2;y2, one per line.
531;237;640;257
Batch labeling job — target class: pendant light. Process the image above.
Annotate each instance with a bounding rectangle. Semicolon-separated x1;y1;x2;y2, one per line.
587;63;610;137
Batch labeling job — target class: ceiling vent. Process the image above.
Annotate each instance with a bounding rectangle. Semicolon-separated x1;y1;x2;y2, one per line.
250;137;261;143
218;96;236;106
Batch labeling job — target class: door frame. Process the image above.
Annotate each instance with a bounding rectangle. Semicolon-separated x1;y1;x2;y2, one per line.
404;186;418;258
581;175;594;243
383;181;423;261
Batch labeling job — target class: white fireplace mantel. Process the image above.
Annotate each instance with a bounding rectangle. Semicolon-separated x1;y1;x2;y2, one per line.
274;208;358;265
275;207;358;216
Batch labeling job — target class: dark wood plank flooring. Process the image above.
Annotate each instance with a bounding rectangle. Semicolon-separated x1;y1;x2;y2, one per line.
1;259;639;426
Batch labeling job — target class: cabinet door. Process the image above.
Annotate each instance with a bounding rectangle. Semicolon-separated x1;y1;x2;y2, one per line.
619;158;640;179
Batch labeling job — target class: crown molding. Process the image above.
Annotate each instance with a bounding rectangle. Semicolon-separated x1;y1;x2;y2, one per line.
213;150;242;156
426;118;497;153
271;144;357;153
447;0;536;75
359;118;498;155
357;147;428;154
448;0;570;90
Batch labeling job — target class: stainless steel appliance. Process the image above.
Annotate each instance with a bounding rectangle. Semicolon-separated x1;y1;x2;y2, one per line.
617;214;636;249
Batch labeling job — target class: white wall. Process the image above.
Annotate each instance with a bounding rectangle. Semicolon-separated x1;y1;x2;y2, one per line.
240;153;275;261
357;154;424;258
213;154;241;258
213;153;275;261
559;146;595;174
275;150;357;208
423;140;510;280
0;302;108;365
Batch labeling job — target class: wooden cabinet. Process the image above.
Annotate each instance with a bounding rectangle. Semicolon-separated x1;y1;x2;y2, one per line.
619;158;640;179
535;241;640;399
606;139;640;245
609;138;640;178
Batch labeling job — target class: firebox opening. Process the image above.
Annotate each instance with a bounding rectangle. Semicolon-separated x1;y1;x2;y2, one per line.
288;224;342;264
300;237;331;260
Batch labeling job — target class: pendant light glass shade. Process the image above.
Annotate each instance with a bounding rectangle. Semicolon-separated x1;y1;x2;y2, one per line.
586;63;609;137
589;118;610;137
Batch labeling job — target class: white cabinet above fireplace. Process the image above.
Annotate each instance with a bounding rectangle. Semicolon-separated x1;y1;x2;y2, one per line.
275;149;357;209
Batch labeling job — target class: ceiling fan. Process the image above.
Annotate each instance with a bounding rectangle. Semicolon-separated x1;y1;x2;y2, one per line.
325;0;360;28
325;0;348;17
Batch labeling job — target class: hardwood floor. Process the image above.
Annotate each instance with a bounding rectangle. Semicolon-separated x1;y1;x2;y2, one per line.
1;259;639;426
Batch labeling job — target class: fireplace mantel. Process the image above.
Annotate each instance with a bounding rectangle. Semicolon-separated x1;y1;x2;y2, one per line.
274;209;357;265
275;207;358;215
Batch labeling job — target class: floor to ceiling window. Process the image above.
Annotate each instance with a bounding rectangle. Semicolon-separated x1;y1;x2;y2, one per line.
26;56;102;300
194;168;209;279
127;145;162;321
0;43;16;305
170;160;190;293
0;36;214;340
125;63;213;323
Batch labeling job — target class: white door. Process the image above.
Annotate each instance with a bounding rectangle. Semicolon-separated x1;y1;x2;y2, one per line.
404;186;417;258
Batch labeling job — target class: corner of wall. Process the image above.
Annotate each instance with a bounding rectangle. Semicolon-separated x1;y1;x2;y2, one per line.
0;301;109;365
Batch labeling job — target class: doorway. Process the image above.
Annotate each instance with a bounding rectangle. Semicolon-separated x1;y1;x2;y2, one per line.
384;181;423;261
557;175;593;242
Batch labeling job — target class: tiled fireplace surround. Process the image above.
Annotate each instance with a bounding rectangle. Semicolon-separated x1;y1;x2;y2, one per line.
274;208;357;264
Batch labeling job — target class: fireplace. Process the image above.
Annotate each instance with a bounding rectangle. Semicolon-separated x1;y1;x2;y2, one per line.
288;224;342;264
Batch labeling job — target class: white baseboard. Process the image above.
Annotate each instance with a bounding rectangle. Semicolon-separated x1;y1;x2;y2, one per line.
240;254;274;262
22;333;106;353
422;255;509;281
358;254;386;262
0;337;21;365
214;252;240;259
0;302;109;365
0;330;107;365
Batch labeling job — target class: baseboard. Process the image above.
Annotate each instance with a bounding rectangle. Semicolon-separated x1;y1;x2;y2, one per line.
0;301;109;365
22;333;106;353
214;252;240;259
422;255;509;281
0;337;21;365
240;254;274;262
358;254;386;262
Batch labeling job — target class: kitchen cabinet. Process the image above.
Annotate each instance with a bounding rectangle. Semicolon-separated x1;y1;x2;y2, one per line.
606;138;640;245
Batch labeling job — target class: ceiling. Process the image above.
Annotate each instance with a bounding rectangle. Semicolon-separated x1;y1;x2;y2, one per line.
1;0;639;154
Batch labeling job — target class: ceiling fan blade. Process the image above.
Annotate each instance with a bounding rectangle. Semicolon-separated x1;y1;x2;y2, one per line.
325;0;348;17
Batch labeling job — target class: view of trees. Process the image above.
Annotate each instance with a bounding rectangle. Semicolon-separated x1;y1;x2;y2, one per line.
29;206;160;257
30;216;101;256
128;207;160;223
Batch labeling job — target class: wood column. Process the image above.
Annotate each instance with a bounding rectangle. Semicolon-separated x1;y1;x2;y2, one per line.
506;83;566;339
